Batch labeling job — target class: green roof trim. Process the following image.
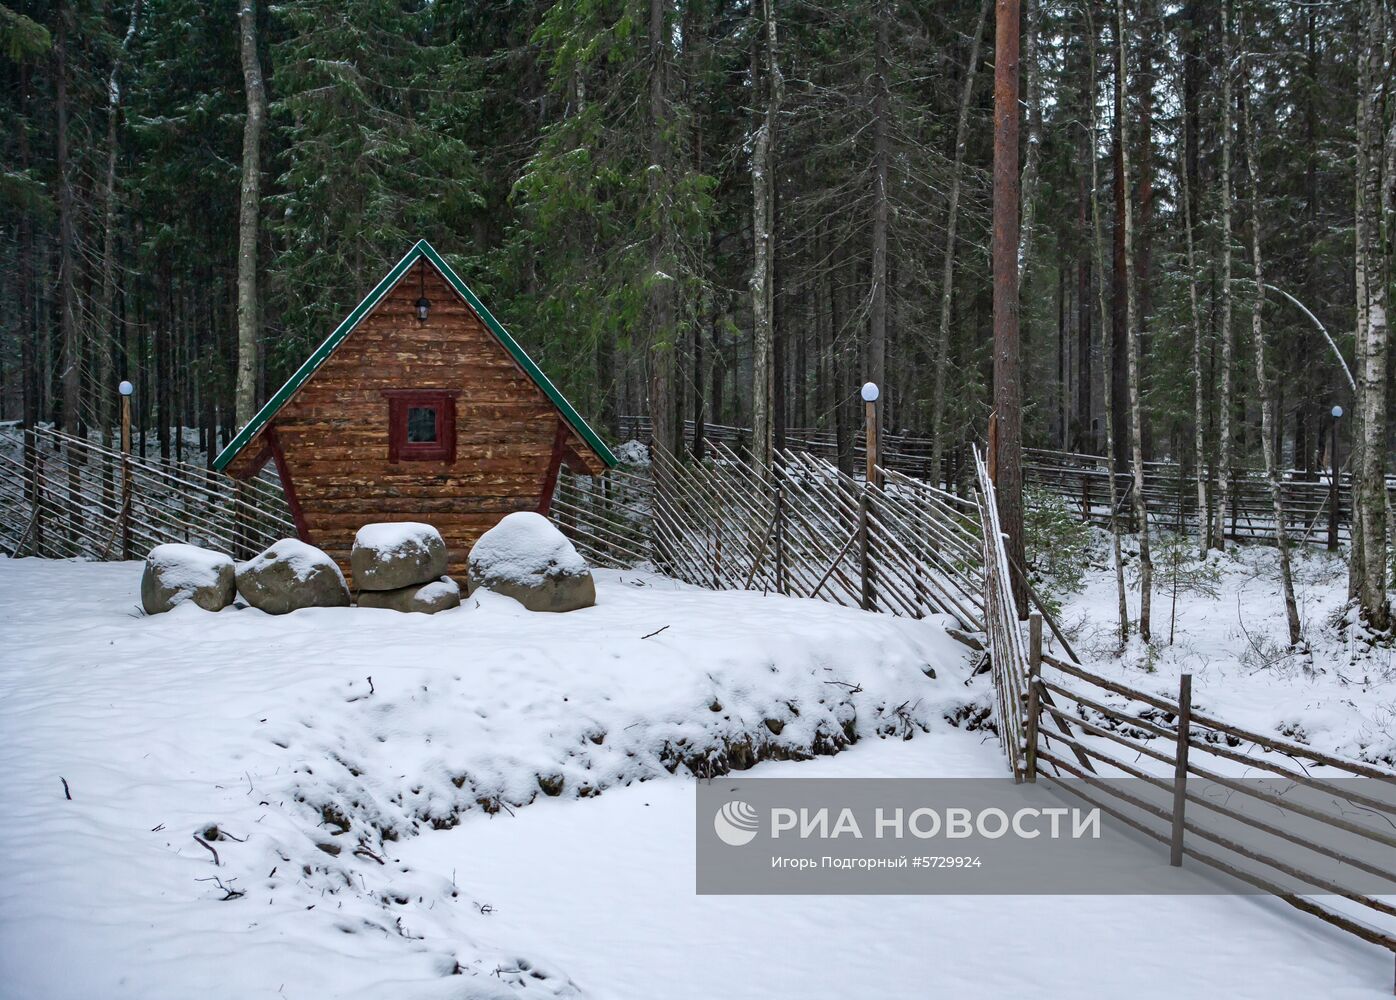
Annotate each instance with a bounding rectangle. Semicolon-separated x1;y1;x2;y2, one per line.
214;239;617;472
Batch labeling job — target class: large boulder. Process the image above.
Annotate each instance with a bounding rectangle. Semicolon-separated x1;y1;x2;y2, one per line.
236;539;351;615
140;543;236;615
468;511;595;613
351;521;449;591
357;576;461;614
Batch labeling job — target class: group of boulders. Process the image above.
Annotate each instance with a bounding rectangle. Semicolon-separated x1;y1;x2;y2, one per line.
138;512;594;617
351;522;461;614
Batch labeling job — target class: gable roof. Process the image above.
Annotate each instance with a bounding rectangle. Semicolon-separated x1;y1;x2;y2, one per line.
213;240;617;472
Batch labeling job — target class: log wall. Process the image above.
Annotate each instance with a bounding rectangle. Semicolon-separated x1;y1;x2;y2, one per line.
233;263;595;585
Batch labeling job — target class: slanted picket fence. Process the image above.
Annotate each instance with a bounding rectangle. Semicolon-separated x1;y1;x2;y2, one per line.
0;425;293;560
622;415;1386;548
552;440;985;633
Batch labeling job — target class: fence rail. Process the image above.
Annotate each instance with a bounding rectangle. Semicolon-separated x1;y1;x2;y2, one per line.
0;426;293;560
621;416;1389;547
551;441;986;633
1026;649;1396;974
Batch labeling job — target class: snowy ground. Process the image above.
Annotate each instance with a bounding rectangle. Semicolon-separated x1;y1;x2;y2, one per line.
1;555;1393;998
1059;534;1396;766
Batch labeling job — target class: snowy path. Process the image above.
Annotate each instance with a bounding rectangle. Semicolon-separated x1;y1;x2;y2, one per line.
399;730;1392;999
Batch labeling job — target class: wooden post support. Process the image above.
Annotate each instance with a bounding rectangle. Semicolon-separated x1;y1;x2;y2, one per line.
859;491;874;611
1328;417;1340;551
864;398;879;488
1025;612;1043;783
120;393;132;561
774;485;787;595
1169;672;1193;867
987;411;999;484
33;434;47;557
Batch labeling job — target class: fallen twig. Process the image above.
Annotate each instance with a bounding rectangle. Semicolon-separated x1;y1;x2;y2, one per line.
353;845;386;865
193;834;221;866
196;875;244;900
640;625;670;640
60;777;71;800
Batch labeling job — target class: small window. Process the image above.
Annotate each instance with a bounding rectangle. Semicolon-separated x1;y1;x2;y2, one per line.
407;406;438;443
384;390;458;463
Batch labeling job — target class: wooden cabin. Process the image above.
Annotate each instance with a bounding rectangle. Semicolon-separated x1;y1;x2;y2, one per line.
214;240;616;584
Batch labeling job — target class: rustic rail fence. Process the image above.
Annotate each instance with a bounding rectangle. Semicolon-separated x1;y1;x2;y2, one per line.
1022;644;1396;985
621;415;1380;548
0;425;293;560
551;441;985;633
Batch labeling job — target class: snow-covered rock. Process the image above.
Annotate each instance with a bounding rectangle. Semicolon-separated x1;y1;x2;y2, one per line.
356;575;461;614
139;543;235;615
235;539;350;615
468;511;595;612
350;521;448;591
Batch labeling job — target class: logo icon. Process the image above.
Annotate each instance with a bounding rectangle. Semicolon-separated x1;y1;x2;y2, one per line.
714;800;760;846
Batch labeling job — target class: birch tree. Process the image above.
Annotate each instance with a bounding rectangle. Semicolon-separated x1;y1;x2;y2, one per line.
1087;1;1127;642
1212;0;1236;553
750;0;781;468
1352;0;1390;630
1239;19;1302;647
1175;60;1207;559
1116;0;1152;641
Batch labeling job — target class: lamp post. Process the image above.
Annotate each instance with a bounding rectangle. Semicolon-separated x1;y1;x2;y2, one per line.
859;381;880;611
119;380;134;559
1328;404;1343;551
861;382;880;487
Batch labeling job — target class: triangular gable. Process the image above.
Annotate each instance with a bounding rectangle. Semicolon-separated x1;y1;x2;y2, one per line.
213;240;618;473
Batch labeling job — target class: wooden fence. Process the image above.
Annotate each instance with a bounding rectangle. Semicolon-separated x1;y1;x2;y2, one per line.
621;415;1379;547
1022;645;1396;985
1023;446;1358;545
551;440;985;633
0;425;294;560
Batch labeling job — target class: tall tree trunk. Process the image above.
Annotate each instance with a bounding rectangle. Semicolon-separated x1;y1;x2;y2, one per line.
1135;0;1157;462
99;1;142;448
1212;0;1236;553
236;0;266;428
868;0;891;451
647;0;676;468
1086;2;1128;641
1176;52;1207;558
1017;0;1043;287
1109;58;1128;474
56;0;80;436
1353;0;1390;629
993;0;1026;615
749;0;780;466
1075;169;1093;454
1239;26;1303;647
930;0;990;488
1116;0;1152;641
